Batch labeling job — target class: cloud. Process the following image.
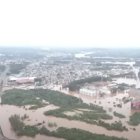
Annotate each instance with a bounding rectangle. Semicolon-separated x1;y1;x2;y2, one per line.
0;0;140;48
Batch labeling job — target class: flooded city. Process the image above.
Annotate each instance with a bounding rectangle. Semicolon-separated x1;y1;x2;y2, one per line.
1;48;140;140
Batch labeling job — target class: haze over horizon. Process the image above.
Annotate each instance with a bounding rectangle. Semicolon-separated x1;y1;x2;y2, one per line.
0;0;140;49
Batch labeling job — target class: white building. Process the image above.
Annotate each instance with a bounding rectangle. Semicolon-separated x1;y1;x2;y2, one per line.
8;76;36;84
80;86;111;97
79;87;97;96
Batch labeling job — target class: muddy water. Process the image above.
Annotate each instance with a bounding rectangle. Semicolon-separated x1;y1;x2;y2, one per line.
0;101;140;140
18;135;63;140
0;105;63;140
48;116;140;140
75;93;132;125
75;93;131;116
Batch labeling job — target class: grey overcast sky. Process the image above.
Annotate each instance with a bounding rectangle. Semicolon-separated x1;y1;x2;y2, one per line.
0;0;140;48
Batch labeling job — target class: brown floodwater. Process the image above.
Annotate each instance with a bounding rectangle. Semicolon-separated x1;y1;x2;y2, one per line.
18;135;64;140
0;104;63;140
74;92;132;117
0;93;140;140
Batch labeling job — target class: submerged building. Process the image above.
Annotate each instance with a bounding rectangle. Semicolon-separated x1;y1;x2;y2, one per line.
8;76;36;85
79;87;97;96
131;99;140;110
79;86;111;97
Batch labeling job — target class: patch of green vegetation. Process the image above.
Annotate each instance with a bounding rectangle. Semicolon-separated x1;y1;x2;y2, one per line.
45;108;112;125
2;89;105;110
129;112;140;126
98;120;128;131
113;111;126;118
9;115;38;137
66;76;108;91
49;127;127;140
1;89;46;108
9;115;127;140
39;126;128;140
48;122;57;128
9;62;29;74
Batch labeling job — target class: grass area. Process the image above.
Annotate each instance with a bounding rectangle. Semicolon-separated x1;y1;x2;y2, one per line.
9;114;127;140
98;120;128;131
113;111;126;118
129;112;140;126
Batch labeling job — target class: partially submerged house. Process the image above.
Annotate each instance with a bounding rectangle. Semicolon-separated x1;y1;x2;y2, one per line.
131;99;140;110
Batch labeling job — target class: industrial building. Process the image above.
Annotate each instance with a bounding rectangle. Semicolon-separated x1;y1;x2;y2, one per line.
8;76;36;85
